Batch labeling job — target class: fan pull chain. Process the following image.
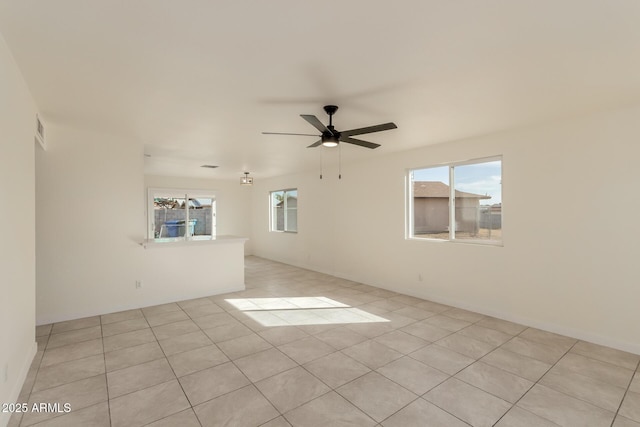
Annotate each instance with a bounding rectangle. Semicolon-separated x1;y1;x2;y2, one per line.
319;146;323;179
338;143;342;179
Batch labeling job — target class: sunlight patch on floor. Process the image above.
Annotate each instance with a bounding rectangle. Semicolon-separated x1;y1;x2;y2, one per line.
225;297;390;326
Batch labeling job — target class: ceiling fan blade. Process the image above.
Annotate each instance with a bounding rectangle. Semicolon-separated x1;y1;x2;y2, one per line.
340;136;380;149
262;132;319;137
307;139;323;148
301;114;333;135
341;122;397;137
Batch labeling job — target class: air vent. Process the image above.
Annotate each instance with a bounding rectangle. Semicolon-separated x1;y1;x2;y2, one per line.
200;165;218;169
35;114;46;150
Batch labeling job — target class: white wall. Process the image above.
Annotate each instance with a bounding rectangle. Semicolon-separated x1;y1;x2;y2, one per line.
251;105;640;354
35;148;253;324
36;125;146;324
0;32;37;427
144;175;253;254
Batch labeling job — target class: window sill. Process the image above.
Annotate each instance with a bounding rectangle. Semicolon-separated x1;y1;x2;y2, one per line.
141;235;248;249
407;236;503;247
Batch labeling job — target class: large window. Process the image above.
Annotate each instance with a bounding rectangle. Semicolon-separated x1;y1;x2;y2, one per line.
270;189;297;232
408;157;502;244
148;188;216;241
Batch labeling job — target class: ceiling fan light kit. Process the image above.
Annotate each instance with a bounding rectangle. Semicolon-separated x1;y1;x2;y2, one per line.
240;172;254;185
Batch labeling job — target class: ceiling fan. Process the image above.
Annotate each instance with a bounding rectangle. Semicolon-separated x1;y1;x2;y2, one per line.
262;105;397;149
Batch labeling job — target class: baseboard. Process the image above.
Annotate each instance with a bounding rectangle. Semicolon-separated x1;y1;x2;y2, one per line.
0;341;37;427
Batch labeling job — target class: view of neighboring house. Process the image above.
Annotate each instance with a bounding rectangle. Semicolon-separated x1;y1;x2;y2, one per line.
413;181;494;234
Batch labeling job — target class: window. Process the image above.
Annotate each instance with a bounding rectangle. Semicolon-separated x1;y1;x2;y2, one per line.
270;189;297;232
147;188;216;241
408;157;502;244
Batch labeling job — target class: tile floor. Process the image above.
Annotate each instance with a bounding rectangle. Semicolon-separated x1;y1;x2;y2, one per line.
9;256;640;427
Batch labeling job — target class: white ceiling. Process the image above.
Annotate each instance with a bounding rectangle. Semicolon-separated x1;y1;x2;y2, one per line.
2;0;640;179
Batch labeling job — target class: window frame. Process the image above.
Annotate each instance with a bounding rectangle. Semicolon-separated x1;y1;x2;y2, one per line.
147;187;217;242
406;155;502;246
269;188;298;233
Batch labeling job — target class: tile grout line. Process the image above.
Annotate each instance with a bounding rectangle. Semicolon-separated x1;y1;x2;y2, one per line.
609;358;640;427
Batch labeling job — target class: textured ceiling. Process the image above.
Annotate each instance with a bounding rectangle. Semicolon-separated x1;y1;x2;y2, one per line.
2;0;640;179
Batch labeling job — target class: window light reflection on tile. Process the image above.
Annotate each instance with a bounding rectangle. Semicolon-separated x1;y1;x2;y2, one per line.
224;297;390;327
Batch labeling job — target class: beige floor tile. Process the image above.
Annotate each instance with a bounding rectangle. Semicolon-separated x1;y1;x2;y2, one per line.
409;344;474;375
192;312;239;329
109;379;190;427
104;341;164;372
194;385;279;427
284;391;376;427
256;367;331;413
141;303;182;317
179;361;250;405
436;333;495;359
145;408;201;427
144;310;190;327
391;306;433;320
540;367;626;411
23;375;107;426
481;348;551;382
178;297;216;309
571;341;640;370
425;378;511;427
313;326;368;350
304;352;371;389
258;326;310;346
336;371;416;422
401;321;451;342
151;319;199;340
102;317;149;337
167;345;228;377
32;354;105;392
380;311;418;329
614;416;640;427
183;303;224;318
381;398;469;427
502;337;567;365
158;330;212;356
442;307;486;323
102;328;156;352
631;373;640;393
414;300;451;313
25;401;110;427
620;391;640;423
235;348;297;382
495;406;561;427
377;356;448;395
36;324;53;337
374;330;429;354
217;333;273;359
554;353;634;388
51;316;101;334
519;328;577;352
261;416;293;427
518;384;615;427
46;326;102;350
456;361;534;403
422;314;471;332
40;338;103;368
278;336;335;364
202;322;253;343
457;324;512;346
476;316;527;335
36;335;49;351
345;322;395;338
342;340;403;369
107;358;175;398
390;294;425;306
101;309;144;325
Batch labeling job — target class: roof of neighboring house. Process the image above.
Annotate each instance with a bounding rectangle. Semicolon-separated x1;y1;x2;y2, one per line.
413;181;491;199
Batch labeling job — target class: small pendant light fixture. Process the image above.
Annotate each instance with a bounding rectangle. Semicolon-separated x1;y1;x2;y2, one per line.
240;171;254;186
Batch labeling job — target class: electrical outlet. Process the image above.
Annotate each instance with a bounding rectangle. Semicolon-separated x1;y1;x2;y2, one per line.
3;363;8;383
135;280;143;289
418;273;423;282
